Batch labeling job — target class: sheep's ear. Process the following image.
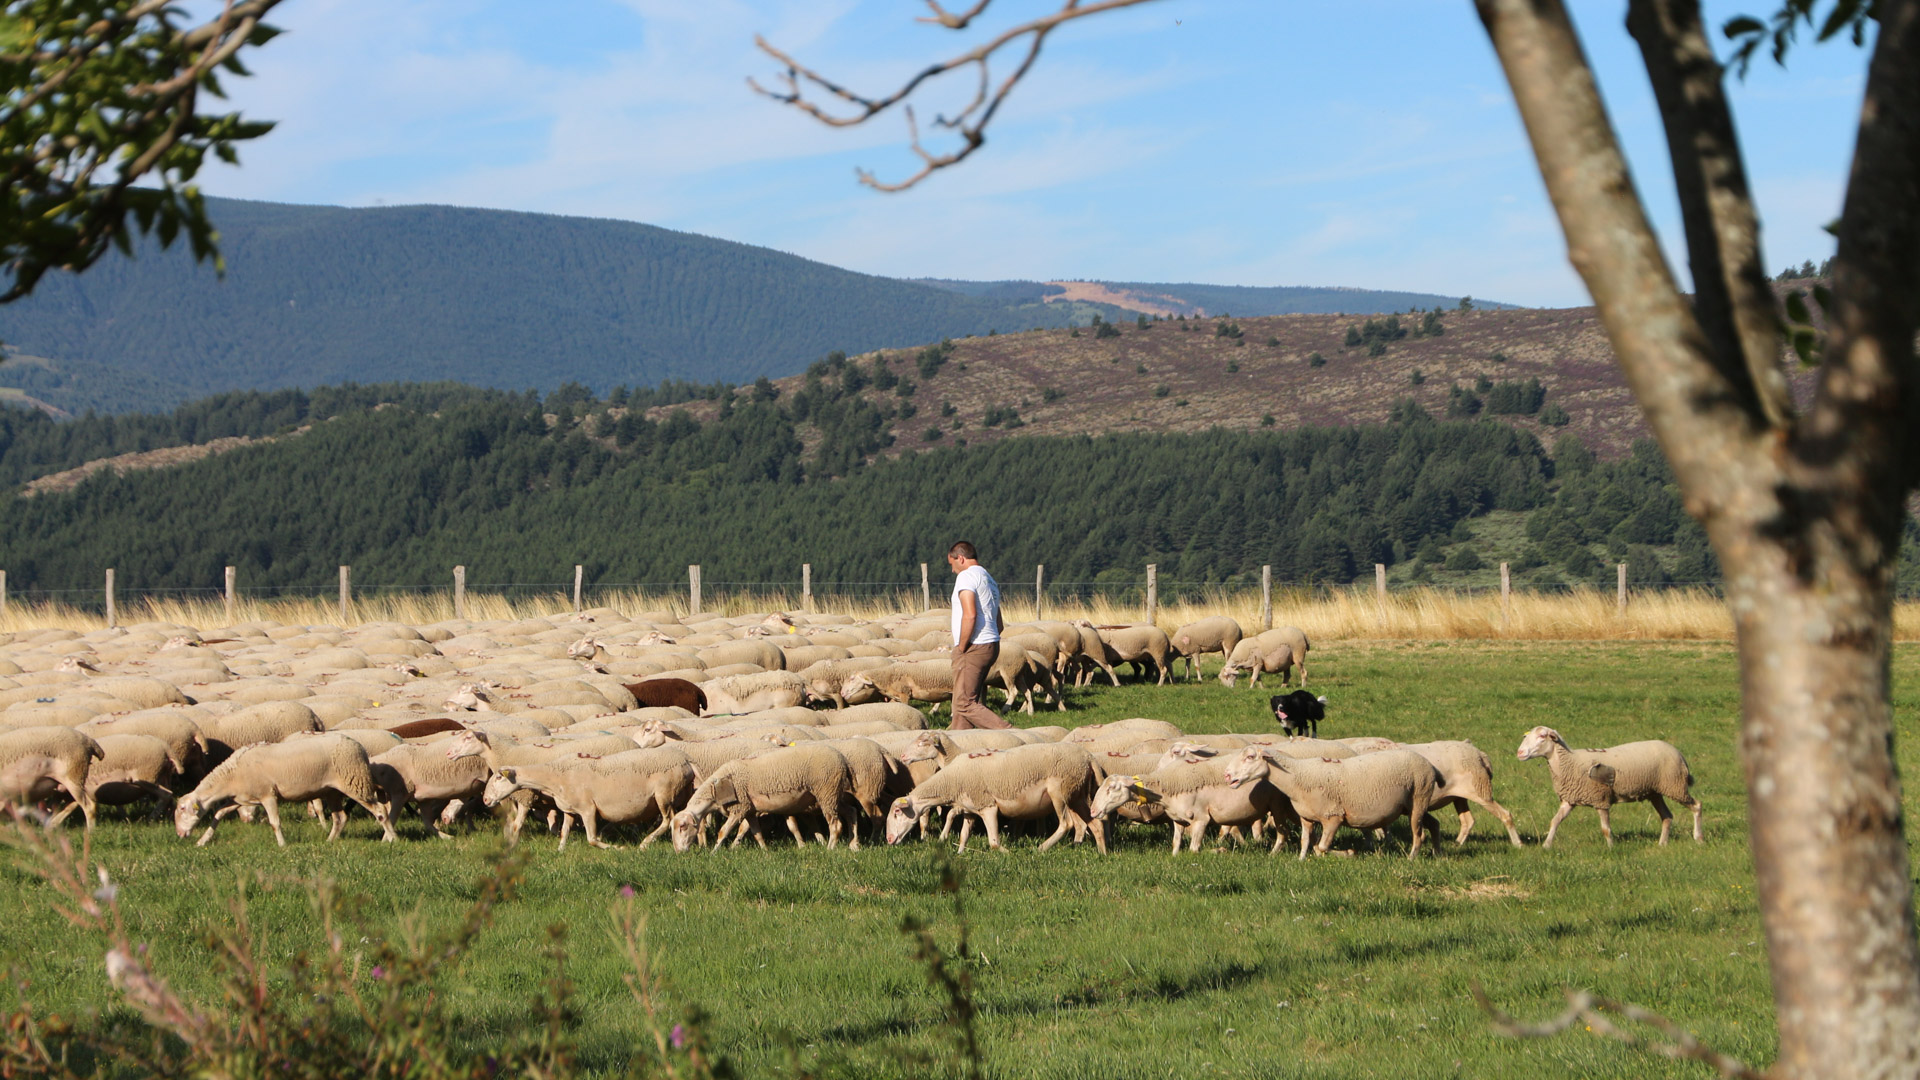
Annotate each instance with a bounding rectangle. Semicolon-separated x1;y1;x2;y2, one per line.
500;767;517;783
1317;696;1327;704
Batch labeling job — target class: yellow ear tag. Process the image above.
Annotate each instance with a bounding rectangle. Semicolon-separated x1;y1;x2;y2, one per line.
787;626;797;634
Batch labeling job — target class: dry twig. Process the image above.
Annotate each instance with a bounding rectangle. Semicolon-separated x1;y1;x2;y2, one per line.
1474;983;1768;1079
751;0;1164;190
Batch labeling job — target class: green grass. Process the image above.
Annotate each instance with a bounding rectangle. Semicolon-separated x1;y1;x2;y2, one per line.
10;641;1920;1078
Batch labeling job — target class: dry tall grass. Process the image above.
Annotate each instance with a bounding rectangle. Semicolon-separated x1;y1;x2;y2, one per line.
6;585;1919;642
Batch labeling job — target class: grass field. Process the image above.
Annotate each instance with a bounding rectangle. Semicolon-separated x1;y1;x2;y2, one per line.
8;641;1919;1078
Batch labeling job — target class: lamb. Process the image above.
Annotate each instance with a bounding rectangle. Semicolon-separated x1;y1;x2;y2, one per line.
700;670;807;715
1224;745;1441;859
1170;616;1245;681
369;743;492;839
1515;726;1701;847
1090;756;1289;854
1077;622;1173;685
1218;633;1296;688
77;711;210;778
670;743;857;851
175;735;396;846
1269;690;1326;737
842;662;954;712
623;677;708;713
483;746;696;850
884;742;1107;854
0;726;105;829
796;657;894;707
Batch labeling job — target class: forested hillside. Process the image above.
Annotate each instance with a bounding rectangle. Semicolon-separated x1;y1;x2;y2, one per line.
913;279;1491;317
0;199;1123;415
16;376;1913;599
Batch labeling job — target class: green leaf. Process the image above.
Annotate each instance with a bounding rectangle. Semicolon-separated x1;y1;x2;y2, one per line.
1811;284;1833;315
1785;290;1810;323
1722;15;1766;36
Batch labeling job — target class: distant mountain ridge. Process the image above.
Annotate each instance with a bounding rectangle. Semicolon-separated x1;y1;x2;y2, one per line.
0;197;1485;415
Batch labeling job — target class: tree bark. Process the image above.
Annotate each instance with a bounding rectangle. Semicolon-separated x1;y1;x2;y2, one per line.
1474;1;1920;1076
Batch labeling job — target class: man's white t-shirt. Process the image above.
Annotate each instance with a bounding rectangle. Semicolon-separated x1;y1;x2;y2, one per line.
951;564;1002;646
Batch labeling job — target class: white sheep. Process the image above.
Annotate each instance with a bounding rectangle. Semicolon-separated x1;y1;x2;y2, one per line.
1223;745;1441;858
1077;622;1173;685
369;743;492;839
176;735;396;847
0;726;106;829
986;641;1062;714
442;729;639;840
200;701;325;757
1063;718;1185;745
1515;726;1701;846
1090;755;1288;854
670;743;857;851
1218;634;1296;688
884;742;1107;854
77;710;210;778
841;662;954;713
1169;616;1245;681
700;670;807;715
1379;740;1523;847
484;746;696;850
45;733;185;825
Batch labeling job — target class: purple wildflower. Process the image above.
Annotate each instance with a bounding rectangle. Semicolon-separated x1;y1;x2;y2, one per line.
620;884;635;899
670;1024;686;1049
369;965;387;980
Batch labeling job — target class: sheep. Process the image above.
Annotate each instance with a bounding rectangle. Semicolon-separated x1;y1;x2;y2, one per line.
823;702;928;730
1223;745;1441;858
368;743;492;838
1090;756;1289;854
384;717;469;740
483;746;696;850
763;735;912;840
46;733;184;824
796;657;894;707
442;729;639;840
695;638;784;673
200;701;325;758
0;726;105;829
623;678;708;713
884;742;1107;854
1170;616;1245;681
1269;690;1327;737
1362;740;1523;847
76;710;210;778
669;743;857;851
1218;635;1296;689
1067;623;1119;687
841;662;953;713
987;641;1062;714
175;735;396;847
1077;622;1173;685
1515;726;1701;847
701;671;807;715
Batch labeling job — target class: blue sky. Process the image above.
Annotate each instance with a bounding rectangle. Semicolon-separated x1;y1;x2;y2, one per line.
197;1;1869;308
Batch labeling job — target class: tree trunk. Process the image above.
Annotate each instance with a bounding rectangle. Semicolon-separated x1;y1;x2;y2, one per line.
1475;0;1920;1074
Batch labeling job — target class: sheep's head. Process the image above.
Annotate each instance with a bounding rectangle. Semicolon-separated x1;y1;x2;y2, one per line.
884;797;919;844
567;638;602;659
670;809;704;852
1155;743;1216;772
895;733;943;764
172;796;205;838
1223;746;1274;789
1217;663;1245;688
1090;775;1156;820
443;730;489;760
839;672;881;705
1515;726;1563;761
481;770;520;806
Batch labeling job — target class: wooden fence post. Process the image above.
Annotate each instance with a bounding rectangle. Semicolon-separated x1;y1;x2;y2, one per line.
689;565;701;615
1617;563;1628;616
224;566;236;625
803;563;812;612
1035;564;1045;620
1260;565;1273;631
573;565;584;613
339;565;350;624
1500;562;1512;632
1145;564;1158;626
921;563;930;612
105;568;115;629
1375;563;1388;629
453;565;466;620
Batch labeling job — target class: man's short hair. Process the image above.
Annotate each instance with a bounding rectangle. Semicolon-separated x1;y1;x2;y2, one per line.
948;540;978;561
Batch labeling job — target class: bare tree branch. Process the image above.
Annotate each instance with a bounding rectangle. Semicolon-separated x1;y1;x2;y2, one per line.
1627;0;1796;429
751;0;1164;190
1474;985;1768;1080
